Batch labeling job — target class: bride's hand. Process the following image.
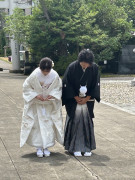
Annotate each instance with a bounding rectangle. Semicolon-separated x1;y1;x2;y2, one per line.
36;95;44;101
44;95;54;101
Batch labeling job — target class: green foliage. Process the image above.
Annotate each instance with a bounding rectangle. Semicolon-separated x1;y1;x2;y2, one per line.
112;0;135;28
4;8;30;45
54;53;78;75
90;0;132;61
6;47;11;56
0;30;6;56
4;0;134;74
0;10;6;56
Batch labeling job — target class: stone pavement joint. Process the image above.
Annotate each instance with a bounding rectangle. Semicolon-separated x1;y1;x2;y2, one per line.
0;137;21;180
74;157;102;180
101;100;135;116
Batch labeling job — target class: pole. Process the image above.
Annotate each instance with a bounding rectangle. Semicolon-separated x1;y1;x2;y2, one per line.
9;0;20;71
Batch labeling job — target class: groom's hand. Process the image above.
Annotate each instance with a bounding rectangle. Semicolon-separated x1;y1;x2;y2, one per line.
78;96;91;105
74;96;82;103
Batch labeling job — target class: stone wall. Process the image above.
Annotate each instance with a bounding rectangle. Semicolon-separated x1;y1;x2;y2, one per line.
119;45;135;74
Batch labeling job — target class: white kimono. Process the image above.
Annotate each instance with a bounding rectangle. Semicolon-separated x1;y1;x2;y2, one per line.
20;68;64;148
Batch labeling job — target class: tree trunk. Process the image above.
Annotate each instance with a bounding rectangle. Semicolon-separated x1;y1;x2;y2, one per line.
39;0;67;55
39;0;50;22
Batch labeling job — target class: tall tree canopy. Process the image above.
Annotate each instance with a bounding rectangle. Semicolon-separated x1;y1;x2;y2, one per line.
0;10;6;56
4;0;134;74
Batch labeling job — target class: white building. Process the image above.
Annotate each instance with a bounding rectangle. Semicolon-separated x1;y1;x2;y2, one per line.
0;0;33;71
0;0;32;15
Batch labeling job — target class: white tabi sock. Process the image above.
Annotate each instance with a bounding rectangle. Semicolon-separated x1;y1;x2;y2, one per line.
44;148;51;157
36;148;43;158
84;152;92;157
74;152;82;157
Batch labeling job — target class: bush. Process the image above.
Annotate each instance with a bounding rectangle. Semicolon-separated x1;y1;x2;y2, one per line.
6;48;11;56
54;53;78;76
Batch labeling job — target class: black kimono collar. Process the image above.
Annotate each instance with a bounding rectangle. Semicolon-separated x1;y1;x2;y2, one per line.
74;61;92;86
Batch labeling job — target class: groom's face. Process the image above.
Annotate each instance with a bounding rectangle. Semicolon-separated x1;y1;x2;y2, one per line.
80;62;91;69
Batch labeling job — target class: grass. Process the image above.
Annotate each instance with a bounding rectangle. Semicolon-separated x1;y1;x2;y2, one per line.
61;73;135;79
101;73;135;78
0;57;12;64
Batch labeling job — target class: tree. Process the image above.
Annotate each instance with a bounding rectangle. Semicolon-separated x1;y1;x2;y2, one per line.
85;0;132;61
4;0;134;74
4;8;30;47
0;10;6;56
112;0;135;27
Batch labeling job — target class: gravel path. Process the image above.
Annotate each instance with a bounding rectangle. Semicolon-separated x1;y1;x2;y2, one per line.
101;79;135;114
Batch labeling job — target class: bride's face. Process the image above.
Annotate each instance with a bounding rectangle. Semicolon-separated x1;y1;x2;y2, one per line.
41;69;51;76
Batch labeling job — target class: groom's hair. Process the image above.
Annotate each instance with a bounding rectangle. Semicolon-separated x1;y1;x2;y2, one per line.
78;49;94;64
40;57;52;71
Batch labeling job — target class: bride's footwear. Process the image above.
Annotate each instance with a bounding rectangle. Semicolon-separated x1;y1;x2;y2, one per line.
37;148;43;158
44;148;51;157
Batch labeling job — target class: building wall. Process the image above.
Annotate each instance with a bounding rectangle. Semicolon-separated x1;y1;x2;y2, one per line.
0;0;32;15
119;45;135;74
0;0;33;70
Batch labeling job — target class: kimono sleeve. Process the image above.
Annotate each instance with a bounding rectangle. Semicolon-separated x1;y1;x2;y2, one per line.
23;75;39;103
49;77;62;100
62;66;77;105
87;64;100;102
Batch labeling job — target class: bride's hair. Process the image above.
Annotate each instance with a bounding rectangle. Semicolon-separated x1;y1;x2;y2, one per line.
39;57;53;71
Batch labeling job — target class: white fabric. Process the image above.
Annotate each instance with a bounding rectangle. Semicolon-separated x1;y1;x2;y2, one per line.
84;152;92;156
74;152;82;157
37;149;43;157
79;86;87;97
44;149;51;156
36;68;57;89
20;68;64;148
80;86;87;94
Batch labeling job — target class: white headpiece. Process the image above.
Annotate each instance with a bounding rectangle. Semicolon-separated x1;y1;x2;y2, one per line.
52;61;54;67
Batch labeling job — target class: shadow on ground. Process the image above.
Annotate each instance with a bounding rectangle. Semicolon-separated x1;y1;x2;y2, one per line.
22;151;110;167
21;152;69;166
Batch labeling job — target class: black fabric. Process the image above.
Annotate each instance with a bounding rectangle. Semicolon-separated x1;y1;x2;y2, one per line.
80;67;90;86
64;105;96;153
62;60;100;152
62;60;100;119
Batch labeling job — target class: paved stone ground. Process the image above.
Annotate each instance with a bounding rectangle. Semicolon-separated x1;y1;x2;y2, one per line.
0;70;135;180
0;59;12;70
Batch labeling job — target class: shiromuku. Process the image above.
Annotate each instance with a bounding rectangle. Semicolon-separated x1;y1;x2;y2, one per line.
62;49;100;157
20;57;64;157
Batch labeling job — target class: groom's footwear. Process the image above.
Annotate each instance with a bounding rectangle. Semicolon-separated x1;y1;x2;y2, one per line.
84;152;92;157
74;152;82;157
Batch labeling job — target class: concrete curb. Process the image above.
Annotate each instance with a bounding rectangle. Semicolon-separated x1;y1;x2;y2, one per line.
101;100;135;116
9;70;23;73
